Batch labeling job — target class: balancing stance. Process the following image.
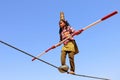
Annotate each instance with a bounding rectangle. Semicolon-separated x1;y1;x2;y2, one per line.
59;12;82;74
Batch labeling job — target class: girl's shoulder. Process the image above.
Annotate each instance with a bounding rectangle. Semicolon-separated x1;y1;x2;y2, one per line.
67;26;75;30
67;26;75;32
67;26;73;29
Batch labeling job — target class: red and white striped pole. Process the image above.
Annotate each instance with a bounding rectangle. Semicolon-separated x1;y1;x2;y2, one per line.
32;10;118;61
73;10;118;35
83;10;118;30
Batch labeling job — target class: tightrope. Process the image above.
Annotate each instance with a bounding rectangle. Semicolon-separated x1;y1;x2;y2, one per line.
0;40;110;80
0;40;58;69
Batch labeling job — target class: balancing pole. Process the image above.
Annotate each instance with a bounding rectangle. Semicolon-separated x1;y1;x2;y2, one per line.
32;10;118;61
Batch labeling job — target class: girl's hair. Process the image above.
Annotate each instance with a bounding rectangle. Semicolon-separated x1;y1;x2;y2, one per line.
59;19;70;41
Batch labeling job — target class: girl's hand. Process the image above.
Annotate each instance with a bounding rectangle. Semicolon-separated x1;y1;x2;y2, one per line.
72;29;84;36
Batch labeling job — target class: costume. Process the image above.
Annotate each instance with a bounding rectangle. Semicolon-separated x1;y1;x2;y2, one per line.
60;26;79;72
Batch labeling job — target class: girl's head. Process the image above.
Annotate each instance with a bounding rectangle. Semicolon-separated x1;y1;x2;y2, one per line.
59;19;69;28
59;19;70;41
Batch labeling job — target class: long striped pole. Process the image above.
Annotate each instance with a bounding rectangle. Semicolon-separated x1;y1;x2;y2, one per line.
32;10;118;61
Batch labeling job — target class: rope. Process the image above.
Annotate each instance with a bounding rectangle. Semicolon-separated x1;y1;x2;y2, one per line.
72;73;110;80
0;40;58;69
0;40;110;80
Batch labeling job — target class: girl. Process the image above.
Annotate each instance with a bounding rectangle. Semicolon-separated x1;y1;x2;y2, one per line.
59;19;79;74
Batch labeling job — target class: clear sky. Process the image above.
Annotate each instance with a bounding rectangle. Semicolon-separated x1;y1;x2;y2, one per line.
0;0;119;80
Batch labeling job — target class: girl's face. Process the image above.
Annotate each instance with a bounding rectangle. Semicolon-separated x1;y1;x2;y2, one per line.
59;20;66;28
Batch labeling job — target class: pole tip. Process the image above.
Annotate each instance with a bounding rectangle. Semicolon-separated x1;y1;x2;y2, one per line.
101;10;118;21
32;58;36;61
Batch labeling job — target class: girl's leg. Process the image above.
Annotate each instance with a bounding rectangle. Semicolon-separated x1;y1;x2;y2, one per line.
61;51;67;65
68;51;75;72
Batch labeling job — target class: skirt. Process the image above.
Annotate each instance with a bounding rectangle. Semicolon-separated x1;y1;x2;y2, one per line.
62;40;79;54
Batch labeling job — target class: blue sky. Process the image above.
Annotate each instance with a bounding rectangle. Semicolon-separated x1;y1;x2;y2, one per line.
0;0;120;80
